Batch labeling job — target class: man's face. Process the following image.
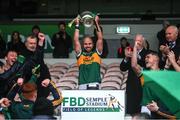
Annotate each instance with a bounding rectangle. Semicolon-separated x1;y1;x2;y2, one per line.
83;37;94;53
25;37;37;52
134;35;144;50
145;54;158;68
59;24;65;32
165;27;178;42
13;32;19;40
5;51;17;66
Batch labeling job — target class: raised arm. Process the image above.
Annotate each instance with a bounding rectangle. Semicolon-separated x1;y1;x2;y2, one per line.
94;16;103;53
131;41;142;76
167;51;180;72
73;18;81;55
38;32;45;47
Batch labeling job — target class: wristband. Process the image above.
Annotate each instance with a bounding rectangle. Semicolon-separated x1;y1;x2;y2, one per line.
75;24;79;30
0;107;3;113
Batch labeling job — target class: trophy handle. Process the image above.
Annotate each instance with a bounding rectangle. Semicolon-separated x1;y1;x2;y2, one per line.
67;12;100;28
68;15;80;28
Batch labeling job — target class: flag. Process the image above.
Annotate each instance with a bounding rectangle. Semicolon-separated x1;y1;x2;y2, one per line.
141;71;180;118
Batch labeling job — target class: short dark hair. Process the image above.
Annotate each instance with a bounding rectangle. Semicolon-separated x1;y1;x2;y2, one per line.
25;34;37;43
4;50;17;57
32;25;40;31
82;35;93;43
58;21;66;27
146;50;159;58
120;37;127;42
146;50;159;56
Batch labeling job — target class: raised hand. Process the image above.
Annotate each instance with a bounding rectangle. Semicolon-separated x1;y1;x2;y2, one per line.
17;78;24;86
146;100;159;112
75;17;80;26
160;44;170;55
167;51;176;64
0;98;11;108
95;15;100;23
41;79;50;87
125;47;133;58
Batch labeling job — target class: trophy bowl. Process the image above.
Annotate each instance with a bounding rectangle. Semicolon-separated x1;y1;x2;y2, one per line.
80;11;95;27
68;11;98;28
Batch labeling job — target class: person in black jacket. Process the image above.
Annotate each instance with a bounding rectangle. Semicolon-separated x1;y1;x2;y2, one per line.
20;33;51;98
51;21;72;58
120;34;147;115
0;33;50;98
160;25;180;70
157;20;170;49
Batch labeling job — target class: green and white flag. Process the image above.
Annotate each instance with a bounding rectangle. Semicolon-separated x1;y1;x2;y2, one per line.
141;71;180;118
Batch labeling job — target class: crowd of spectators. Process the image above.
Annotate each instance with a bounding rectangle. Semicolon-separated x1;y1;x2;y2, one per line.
0;19;179;119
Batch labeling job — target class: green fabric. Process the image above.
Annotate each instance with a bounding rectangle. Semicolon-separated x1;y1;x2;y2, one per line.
10;100;34;119
28;75;37;83
2;108;11;120
78;51;101;85
32;64;40;76
28;64;40;83
17;55;25;64
79;63;101;84
142;71;180;118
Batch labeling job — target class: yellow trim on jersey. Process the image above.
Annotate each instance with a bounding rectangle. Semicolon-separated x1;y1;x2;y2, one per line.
77;52;101;66
139;75;144;86
50;81;63;107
